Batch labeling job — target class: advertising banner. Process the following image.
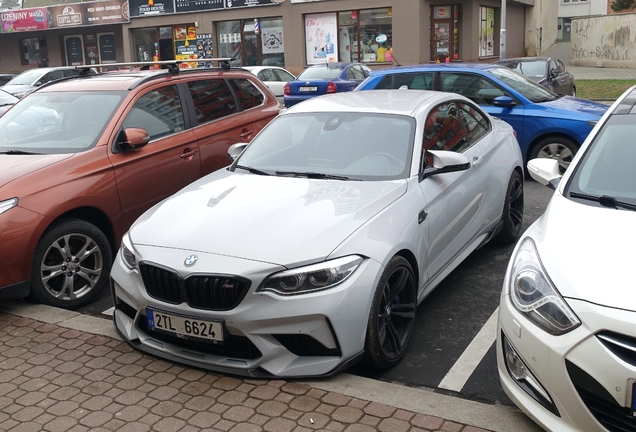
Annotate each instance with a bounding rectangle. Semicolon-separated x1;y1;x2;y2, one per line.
195;33;213;68
225;0;282;8
305;12;337;65
48;0;129;28
175;0;222;13
1;7;47;33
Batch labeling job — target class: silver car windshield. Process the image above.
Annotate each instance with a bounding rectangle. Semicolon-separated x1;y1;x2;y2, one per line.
235;112;415;181
566;115;636;207
488;67;557;103
0;91;124;154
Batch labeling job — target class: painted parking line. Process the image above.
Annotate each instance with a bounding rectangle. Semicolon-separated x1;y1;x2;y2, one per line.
102;306;115;316
438;307;499;392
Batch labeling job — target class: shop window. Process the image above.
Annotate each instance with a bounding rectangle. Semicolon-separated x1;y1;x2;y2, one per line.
133;28;159;62
217;18;285;68
336;8;393;64
20;37;47;66
479;7;495;58
123;86;184;142
188;79;236;125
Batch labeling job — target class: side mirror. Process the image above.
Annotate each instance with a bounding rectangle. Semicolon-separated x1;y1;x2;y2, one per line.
493;96;517;108
422;150;470;179
527;158;561;190
228;142;248;161
118;127;150;151
549;69;559;78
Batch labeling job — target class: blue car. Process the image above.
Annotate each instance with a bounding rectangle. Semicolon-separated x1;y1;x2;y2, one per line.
356;63;608;173
284;62;371;108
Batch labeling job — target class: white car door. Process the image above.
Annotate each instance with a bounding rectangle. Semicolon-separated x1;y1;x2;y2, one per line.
418;101;496;288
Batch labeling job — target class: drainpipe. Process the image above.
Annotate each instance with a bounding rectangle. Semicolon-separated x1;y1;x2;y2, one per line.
500;0;506;60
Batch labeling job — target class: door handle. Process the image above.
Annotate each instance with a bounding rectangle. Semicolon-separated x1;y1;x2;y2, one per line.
180;149;198;159
418;210;427;224
240;129;254;138
472;156;482;166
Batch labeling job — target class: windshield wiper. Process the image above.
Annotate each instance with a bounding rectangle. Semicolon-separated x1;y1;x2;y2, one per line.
569;192;636;211
234;164;271;176
0;150;42;155
275;171;353;180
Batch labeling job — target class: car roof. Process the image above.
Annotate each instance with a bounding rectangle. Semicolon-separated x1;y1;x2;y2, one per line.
368;62;504;76
284;89;452;117
498;57;550;62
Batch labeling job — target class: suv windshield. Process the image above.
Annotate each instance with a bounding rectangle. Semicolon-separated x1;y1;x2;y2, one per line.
566;114;636;208
235;112;415;181
488;67;557;103
6;69;47;86
297;66;344;80
0;91;125;154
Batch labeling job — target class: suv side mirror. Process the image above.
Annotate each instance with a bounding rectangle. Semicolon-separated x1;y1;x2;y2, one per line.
228;142;248;161
118;127;150;151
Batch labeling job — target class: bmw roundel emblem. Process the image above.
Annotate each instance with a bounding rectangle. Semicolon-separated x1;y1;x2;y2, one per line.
184;255;198;267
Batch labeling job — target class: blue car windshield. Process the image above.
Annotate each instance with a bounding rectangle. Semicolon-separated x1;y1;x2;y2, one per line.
488;67;557;103
297;66;344;80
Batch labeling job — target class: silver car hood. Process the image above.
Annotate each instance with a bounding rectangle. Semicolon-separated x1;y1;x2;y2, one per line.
532;194;636;311
130;169;407;266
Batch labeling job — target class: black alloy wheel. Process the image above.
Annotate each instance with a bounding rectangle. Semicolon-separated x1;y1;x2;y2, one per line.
496;170;524;245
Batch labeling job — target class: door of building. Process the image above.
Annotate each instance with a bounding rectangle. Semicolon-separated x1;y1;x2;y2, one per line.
430;5;460;63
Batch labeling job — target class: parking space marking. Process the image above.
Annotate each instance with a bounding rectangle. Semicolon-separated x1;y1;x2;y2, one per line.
102;306;115;316
438;307;499;392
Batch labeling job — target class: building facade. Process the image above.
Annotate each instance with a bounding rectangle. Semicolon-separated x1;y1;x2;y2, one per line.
0;0;532;75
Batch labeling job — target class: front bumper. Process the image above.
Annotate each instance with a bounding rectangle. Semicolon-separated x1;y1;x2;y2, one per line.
498;294;636;432
111;244;382;377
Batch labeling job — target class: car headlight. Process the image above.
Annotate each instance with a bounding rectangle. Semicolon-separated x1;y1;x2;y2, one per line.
508;238;580;335
120;233;137;270
0;198;18;215
258;255;363;296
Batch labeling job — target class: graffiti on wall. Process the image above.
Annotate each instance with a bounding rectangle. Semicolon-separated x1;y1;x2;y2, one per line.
571;14;636;63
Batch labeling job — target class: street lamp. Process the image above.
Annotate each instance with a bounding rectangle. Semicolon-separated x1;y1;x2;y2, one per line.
500;0;506;60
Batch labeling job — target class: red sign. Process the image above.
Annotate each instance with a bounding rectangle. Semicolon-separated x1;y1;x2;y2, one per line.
1;8;48;33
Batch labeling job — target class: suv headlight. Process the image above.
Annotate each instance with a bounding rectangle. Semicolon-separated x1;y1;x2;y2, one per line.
508;238;580;335
121;233;137;270
258;255;363;296
0;198;18;215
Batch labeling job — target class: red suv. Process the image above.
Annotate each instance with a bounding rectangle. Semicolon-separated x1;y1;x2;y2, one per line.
0;64;281;309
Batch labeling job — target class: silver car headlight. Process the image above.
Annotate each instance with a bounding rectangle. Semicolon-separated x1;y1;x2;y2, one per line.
258;255;363;296
508;238;580;335
0;198;18;215
121;232;137;270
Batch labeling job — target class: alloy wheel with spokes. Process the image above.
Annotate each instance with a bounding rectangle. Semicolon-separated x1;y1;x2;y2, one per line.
531;137;578;175
496;170;524;245
363;256;417;369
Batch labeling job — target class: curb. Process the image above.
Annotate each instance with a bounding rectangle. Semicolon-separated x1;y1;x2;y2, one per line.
0;300;542;432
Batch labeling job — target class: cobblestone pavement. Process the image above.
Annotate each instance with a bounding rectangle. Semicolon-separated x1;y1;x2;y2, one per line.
0;312;495;432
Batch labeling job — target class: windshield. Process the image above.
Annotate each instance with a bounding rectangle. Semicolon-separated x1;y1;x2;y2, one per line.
566;114;636;207
235;112;415;181
488;67;557;103
5;68;47;86
0;91;125;154
508;60;547;79
297;66;344;80
0;89;17;106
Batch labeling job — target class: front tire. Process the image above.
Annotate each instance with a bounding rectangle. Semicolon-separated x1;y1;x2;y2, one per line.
29;218;112;310
496;170;524;245
363;256;417;369
529;136;578;174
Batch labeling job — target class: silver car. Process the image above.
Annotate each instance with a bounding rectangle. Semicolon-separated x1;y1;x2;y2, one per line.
110;90;524;377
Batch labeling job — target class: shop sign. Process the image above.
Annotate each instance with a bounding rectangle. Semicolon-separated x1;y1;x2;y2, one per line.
48;0;129;28
1;7;48;33
305;12;337;65
290;0;331;3
128;0;175;17
175;0;222;13
225;0;282;8
434;6;450;19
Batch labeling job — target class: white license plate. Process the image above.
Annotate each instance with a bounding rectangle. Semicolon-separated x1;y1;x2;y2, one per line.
147;308;223;342
299;86;318;92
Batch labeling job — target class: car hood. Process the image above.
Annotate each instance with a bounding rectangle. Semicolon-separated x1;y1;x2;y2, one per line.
532;194;636;311
130;169;407;266
0;153;73;188
539;96;608;118
2;84;35;97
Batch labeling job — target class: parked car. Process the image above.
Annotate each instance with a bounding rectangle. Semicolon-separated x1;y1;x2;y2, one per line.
497;57;576;96
0;88;17;116
356;63;607;173
2;67;91;98
110;89;524;377
284;62;371;108
243;66;295;104
0;73;17;87
497;85;636;432
0;63;280;309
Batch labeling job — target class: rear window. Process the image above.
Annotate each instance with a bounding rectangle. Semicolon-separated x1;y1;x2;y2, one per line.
297;66;343;80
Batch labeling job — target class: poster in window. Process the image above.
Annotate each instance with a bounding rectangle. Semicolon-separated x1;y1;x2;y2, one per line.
261;26;283;54
305;13;337;65
98;32;116;63
65;35;84;65
196;33;213;68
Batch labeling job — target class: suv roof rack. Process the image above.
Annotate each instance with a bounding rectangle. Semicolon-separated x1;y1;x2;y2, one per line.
76;58;234;75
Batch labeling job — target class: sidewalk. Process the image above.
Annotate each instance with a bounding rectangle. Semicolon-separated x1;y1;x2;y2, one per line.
568;65;636;80
0;301;542;432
